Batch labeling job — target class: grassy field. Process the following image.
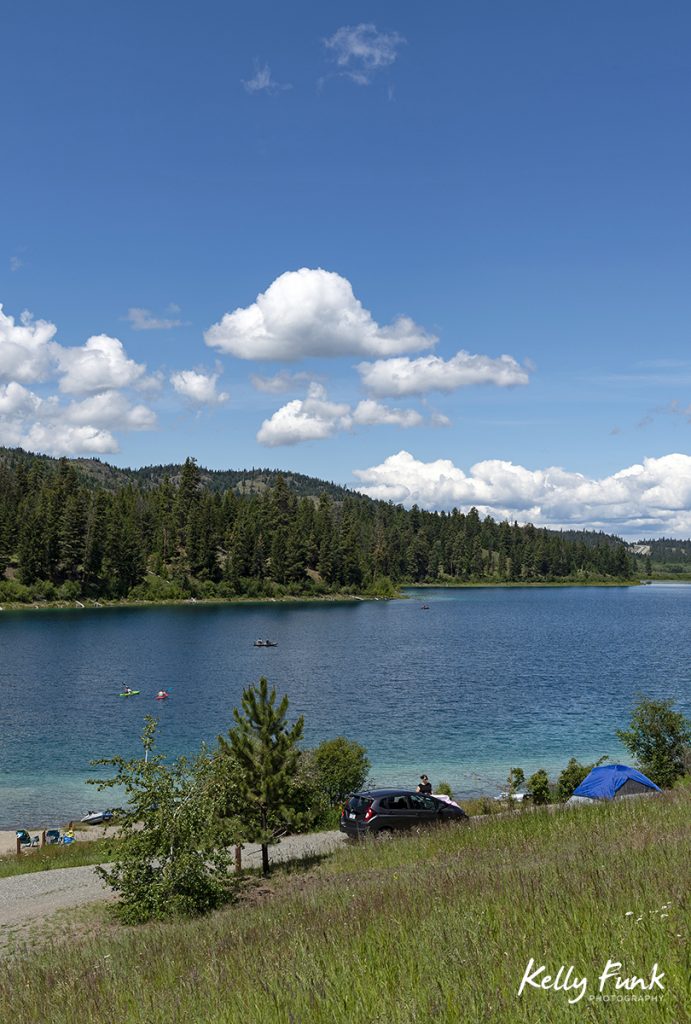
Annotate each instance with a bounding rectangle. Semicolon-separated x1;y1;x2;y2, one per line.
1;786;688;1023
0;837;120;879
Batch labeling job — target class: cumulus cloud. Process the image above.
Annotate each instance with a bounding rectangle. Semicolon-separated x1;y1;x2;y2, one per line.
55;335;146;394
205;268;435;361
324;24;405;84
0;381;43;416
64;391;157;430
170;369;229;405
257;384;444;446
357;351;531;397
250;370;314;394
0;305;160;455
0;306;57;383
242;62;291;94
10;256;23;272
22;423;118;456
352;399;422;428
257;382;351;446
126;307;184;331
353;451;691;537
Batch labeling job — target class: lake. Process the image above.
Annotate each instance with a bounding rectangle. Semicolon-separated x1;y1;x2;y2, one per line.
1;584;689;828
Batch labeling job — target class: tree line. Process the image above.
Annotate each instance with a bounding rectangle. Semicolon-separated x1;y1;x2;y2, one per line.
0;450;637;602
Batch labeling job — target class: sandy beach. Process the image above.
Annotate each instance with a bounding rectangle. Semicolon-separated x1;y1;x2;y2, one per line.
0;824;117;857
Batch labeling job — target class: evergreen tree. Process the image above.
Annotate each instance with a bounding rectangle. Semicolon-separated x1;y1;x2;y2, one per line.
218;677;304;876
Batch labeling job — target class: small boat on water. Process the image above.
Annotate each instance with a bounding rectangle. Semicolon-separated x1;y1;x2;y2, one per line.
254;639;278;647
119;688;140;697
155;690;170;700
80;810;113;825
421;604;430;610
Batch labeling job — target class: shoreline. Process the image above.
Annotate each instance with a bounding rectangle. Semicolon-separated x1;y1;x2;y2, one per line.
0;578;654;613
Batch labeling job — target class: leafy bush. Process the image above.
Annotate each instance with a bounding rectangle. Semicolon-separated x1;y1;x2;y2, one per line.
527;769;551;805
616;697;691;789
556;755;607;801
313;737;371;806
128;576;186;601
89;718;237;923
57;580;82;600
0;579;32;602
435;781;453;798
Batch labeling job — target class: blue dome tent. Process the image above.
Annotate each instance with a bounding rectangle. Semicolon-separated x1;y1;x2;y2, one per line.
569;764;661;803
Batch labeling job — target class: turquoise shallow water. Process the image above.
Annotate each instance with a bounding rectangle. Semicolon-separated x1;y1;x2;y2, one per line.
0;584;689;827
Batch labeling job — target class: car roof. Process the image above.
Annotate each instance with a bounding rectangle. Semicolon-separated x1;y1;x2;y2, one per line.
352;789;421;798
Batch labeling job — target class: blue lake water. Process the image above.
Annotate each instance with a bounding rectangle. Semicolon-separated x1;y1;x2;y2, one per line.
1;584;689;828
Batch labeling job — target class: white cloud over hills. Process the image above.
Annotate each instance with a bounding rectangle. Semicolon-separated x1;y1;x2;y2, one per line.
353;451;691;537
256;384;436;446
0;305;159;455
205;268;436;360
358;351;530;397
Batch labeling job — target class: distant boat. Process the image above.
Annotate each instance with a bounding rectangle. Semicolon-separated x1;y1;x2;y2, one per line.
119;689;140;697
420;604;430;610
254;639;278;647
155;690;170;700
80;810;113;825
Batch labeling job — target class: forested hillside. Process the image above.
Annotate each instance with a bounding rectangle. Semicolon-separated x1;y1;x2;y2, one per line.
0;448;637;603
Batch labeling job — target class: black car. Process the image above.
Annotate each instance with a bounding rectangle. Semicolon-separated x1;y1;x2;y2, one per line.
340;788;468;838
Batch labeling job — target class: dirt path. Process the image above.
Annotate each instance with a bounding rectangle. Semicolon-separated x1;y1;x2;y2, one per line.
0;830;346;946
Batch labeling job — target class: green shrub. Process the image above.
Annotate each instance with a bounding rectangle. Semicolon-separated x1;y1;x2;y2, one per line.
616;696;691;789
313;737;370;805
0;579;32;602
527;769;551;805
435;781;453;798
57;580;82;600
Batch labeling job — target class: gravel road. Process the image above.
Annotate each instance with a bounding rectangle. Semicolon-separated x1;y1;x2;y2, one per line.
0;830;346;934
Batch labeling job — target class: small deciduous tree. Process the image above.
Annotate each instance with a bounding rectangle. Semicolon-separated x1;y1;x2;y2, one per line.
89;717;235;923
506;767;525;804
616;697;691;789
218;677;304;876
527;769;551;805
556;755;607;802
313;736;370;806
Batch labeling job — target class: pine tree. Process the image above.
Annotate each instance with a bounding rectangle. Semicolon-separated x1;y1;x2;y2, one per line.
218;677;304;876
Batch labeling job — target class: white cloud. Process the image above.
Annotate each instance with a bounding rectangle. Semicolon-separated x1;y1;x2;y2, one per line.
56;335;146;394
256;384;444;446
10;256;23;272
242;62;291;94
250;370;315;394
257;382;352;446
352;399;422;428
23;423;118;456
0;381;42;416
357;351;531;397
0;306;57;383
64;390;157;431
324;24;405;84
205;268;435;360
170;369;229;405
353;451;691;537
126;307;184;331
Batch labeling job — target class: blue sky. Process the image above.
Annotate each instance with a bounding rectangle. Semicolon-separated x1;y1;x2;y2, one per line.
2;1;691;536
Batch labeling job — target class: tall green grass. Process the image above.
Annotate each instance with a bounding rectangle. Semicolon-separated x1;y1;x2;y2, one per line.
0;838;119;879
1;787;688;1023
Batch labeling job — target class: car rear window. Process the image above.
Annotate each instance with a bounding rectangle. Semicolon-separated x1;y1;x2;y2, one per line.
346;796;372;813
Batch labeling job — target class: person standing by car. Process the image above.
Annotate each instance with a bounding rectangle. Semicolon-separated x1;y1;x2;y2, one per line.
417;774;432;794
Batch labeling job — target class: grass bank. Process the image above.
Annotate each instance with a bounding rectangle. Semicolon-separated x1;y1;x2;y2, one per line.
0;838;120;880
2;786;687;1023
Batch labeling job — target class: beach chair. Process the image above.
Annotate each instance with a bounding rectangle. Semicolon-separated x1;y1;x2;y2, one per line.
45;829;61;845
